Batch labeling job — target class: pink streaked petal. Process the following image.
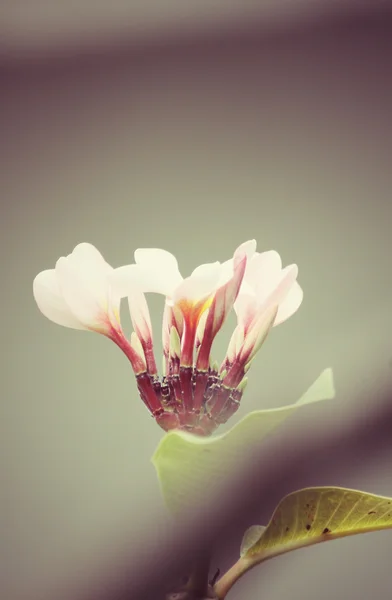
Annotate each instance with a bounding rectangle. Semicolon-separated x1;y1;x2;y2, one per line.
106;284;122;329
274;280;304;326
195;308;209;347
171;305;184;337
234;291;257;323
177;296;213;367
128;292;157;374
162;304;184;349
216;258;234;287
225;324;245;365
162;303;171;355
129;332;147;372
234;324;245;356
211;252;247;331
217;240;256;287
196;251;248;370
135;248;183;292
128;292;153;343
33;269;87;330
238;304;278;365
55;257;109;331
225;327;240;366
234;266;298;365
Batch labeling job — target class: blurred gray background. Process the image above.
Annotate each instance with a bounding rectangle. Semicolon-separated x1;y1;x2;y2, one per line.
1;1;392;599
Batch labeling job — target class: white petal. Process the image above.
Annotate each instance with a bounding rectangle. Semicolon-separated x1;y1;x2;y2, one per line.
190;261;221;280
66;243;113;301
33;269;87;330
55;257;107;328
237;279;256;297
173;262;222;303
245;251;282;298
256;264;298;317
68;242;110;267
274;280;303;326
111;260;181;299
109;264;146;298
235;239;257;260
135;248;183;292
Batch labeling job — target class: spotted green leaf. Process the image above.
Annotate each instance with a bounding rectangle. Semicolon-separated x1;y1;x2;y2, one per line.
152;369;334;514
214;487;392;597
245;487;392;562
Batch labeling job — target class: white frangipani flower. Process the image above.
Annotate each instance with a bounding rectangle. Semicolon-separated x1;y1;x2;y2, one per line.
34;240;302;436
111;239;255;367
33;243;149;376
221;249;303;390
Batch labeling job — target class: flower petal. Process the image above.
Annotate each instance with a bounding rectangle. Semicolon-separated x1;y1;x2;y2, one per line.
173;261;222;304
234;293;259;330
109;264;146;298
275;280;303;326
128;292;153;343
257;264;298;316
236;238;257;260
135;248;183;294
217;240;256;288
239;305;278;364
128;292;157;375
111;262;180;298
67;243;113;300
68;242;109;265
55;257;108;330
33;269;87;330
245;250;283;299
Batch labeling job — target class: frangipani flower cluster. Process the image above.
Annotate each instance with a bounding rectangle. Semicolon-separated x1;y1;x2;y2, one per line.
33;241;302;436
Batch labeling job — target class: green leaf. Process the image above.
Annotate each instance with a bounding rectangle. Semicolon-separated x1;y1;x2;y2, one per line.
214;487;392;598
243;487;392;563
152;369;335;514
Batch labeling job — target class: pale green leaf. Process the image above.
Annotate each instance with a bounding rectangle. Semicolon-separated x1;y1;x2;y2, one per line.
152;369;334;514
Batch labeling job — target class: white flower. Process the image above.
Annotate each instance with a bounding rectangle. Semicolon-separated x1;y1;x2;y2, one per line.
34;240;303;436
33;243;148;375
110;240;256;370
221;250;303;388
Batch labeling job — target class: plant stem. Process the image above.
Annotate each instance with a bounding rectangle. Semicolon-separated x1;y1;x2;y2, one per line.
213;557;251;599
186;552;212;597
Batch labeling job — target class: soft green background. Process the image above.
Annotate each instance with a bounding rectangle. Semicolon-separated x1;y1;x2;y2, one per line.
1;11;392;600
